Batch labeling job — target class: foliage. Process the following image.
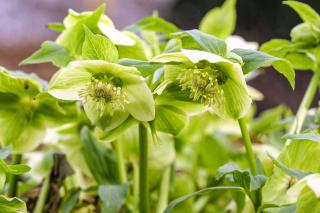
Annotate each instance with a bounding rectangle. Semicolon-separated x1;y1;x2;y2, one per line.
0;0;319;212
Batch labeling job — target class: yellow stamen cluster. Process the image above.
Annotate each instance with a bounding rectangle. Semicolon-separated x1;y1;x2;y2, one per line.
177;64;226;106
79;78;127;116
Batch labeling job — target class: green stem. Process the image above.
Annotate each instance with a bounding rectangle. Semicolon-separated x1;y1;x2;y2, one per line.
8;154;22;197
133;162;140;213
238;118;258;176
289;71;320;134
114;140;127;183
33;176;50;213
139;123;149;213
156;167;171;213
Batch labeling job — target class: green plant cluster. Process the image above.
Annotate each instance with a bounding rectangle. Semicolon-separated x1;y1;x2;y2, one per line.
0;0;319;212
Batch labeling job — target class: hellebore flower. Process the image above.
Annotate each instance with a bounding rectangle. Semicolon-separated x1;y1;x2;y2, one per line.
152;49;252;120
0;69;71;153
48;60;155;130
56;5;135;57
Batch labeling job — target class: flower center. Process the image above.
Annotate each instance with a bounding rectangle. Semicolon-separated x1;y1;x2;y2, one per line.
79;77;127;116
177;64;226;106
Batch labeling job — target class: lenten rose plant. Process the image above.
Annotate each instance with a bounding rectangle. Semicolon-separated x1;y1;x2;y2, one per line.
0;0;319;212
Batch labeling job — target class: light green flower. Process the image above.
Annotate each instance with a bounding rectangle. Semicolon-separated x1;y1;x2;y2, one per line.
48;60;155;129
56;5;135;57
0;69;71;153
152;49;252;120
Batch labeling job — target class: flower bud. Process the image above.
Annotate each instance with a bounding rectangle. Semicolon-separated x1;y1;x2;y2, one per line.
290;23;320;45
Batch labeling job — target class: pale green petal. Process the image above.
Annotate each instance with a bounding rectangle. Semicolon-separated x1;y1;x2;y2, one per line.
0;109;46;153
56;5;105;55
212;62;252;119
0;70;41;97
83;98;129;130
154;105;188;135
48;68;91;100
155;83;207;115
49;60;143;101
98;23;135;46
181;49;231;63
117;31;152;60
123;83;155;121
151;52;193;65
247;85;264;101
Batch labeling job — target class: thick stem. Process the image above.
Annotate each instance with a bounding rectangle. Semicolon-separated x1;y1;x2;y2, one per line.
139;123;149;213
114;140;127;183
238;118;258;176
33;176;50;213
8;154;22;197
156;167;171;213
289;71;320;134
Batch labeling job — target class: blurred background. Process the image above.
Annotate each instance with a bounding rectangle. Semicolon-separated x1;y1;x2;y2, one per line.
0;0;319;113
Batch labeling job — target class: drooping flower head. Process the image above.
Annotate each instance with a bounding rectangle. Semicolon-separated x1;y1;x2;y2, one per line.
48;60;155;130
0;69;72;153
153;49;252;120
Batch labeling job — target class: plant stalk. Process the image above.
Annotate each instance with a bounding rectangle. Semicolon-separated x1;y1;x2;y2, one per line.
133;162;140;212
33;176;50;213
7;154;22;197
156;167;171;213
238;118;258;176
289;71;320;134
139;123;149;213
114;140;127;183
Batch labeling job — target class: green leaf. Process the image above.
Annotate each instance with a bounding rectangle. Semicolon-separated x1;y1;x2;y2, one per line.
56;5;105;56
163;39;182;53
0;159;31;175
80;127;119;184
260;39;317;70
47;22;65;32
0;195;27;213
263;204;296;213
99;184;128;213
251;105;288;135
283;1;320;24
267;153;309;180
285;51;317;70
20;41;71;67
217;163;267;207
118;59;161;77
173;29;227;56
283;133;320;142
260;39;292;57
232;48;295;89
124;16;179;34
58;188;81;213
6;164;31;175
82;26;118;62
199;0;236;39
164;186;244;213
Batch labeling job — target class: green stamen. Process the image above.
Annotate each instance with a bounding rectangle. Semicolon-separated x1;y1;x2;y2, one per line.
177;64;225;106
79;78;127;116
